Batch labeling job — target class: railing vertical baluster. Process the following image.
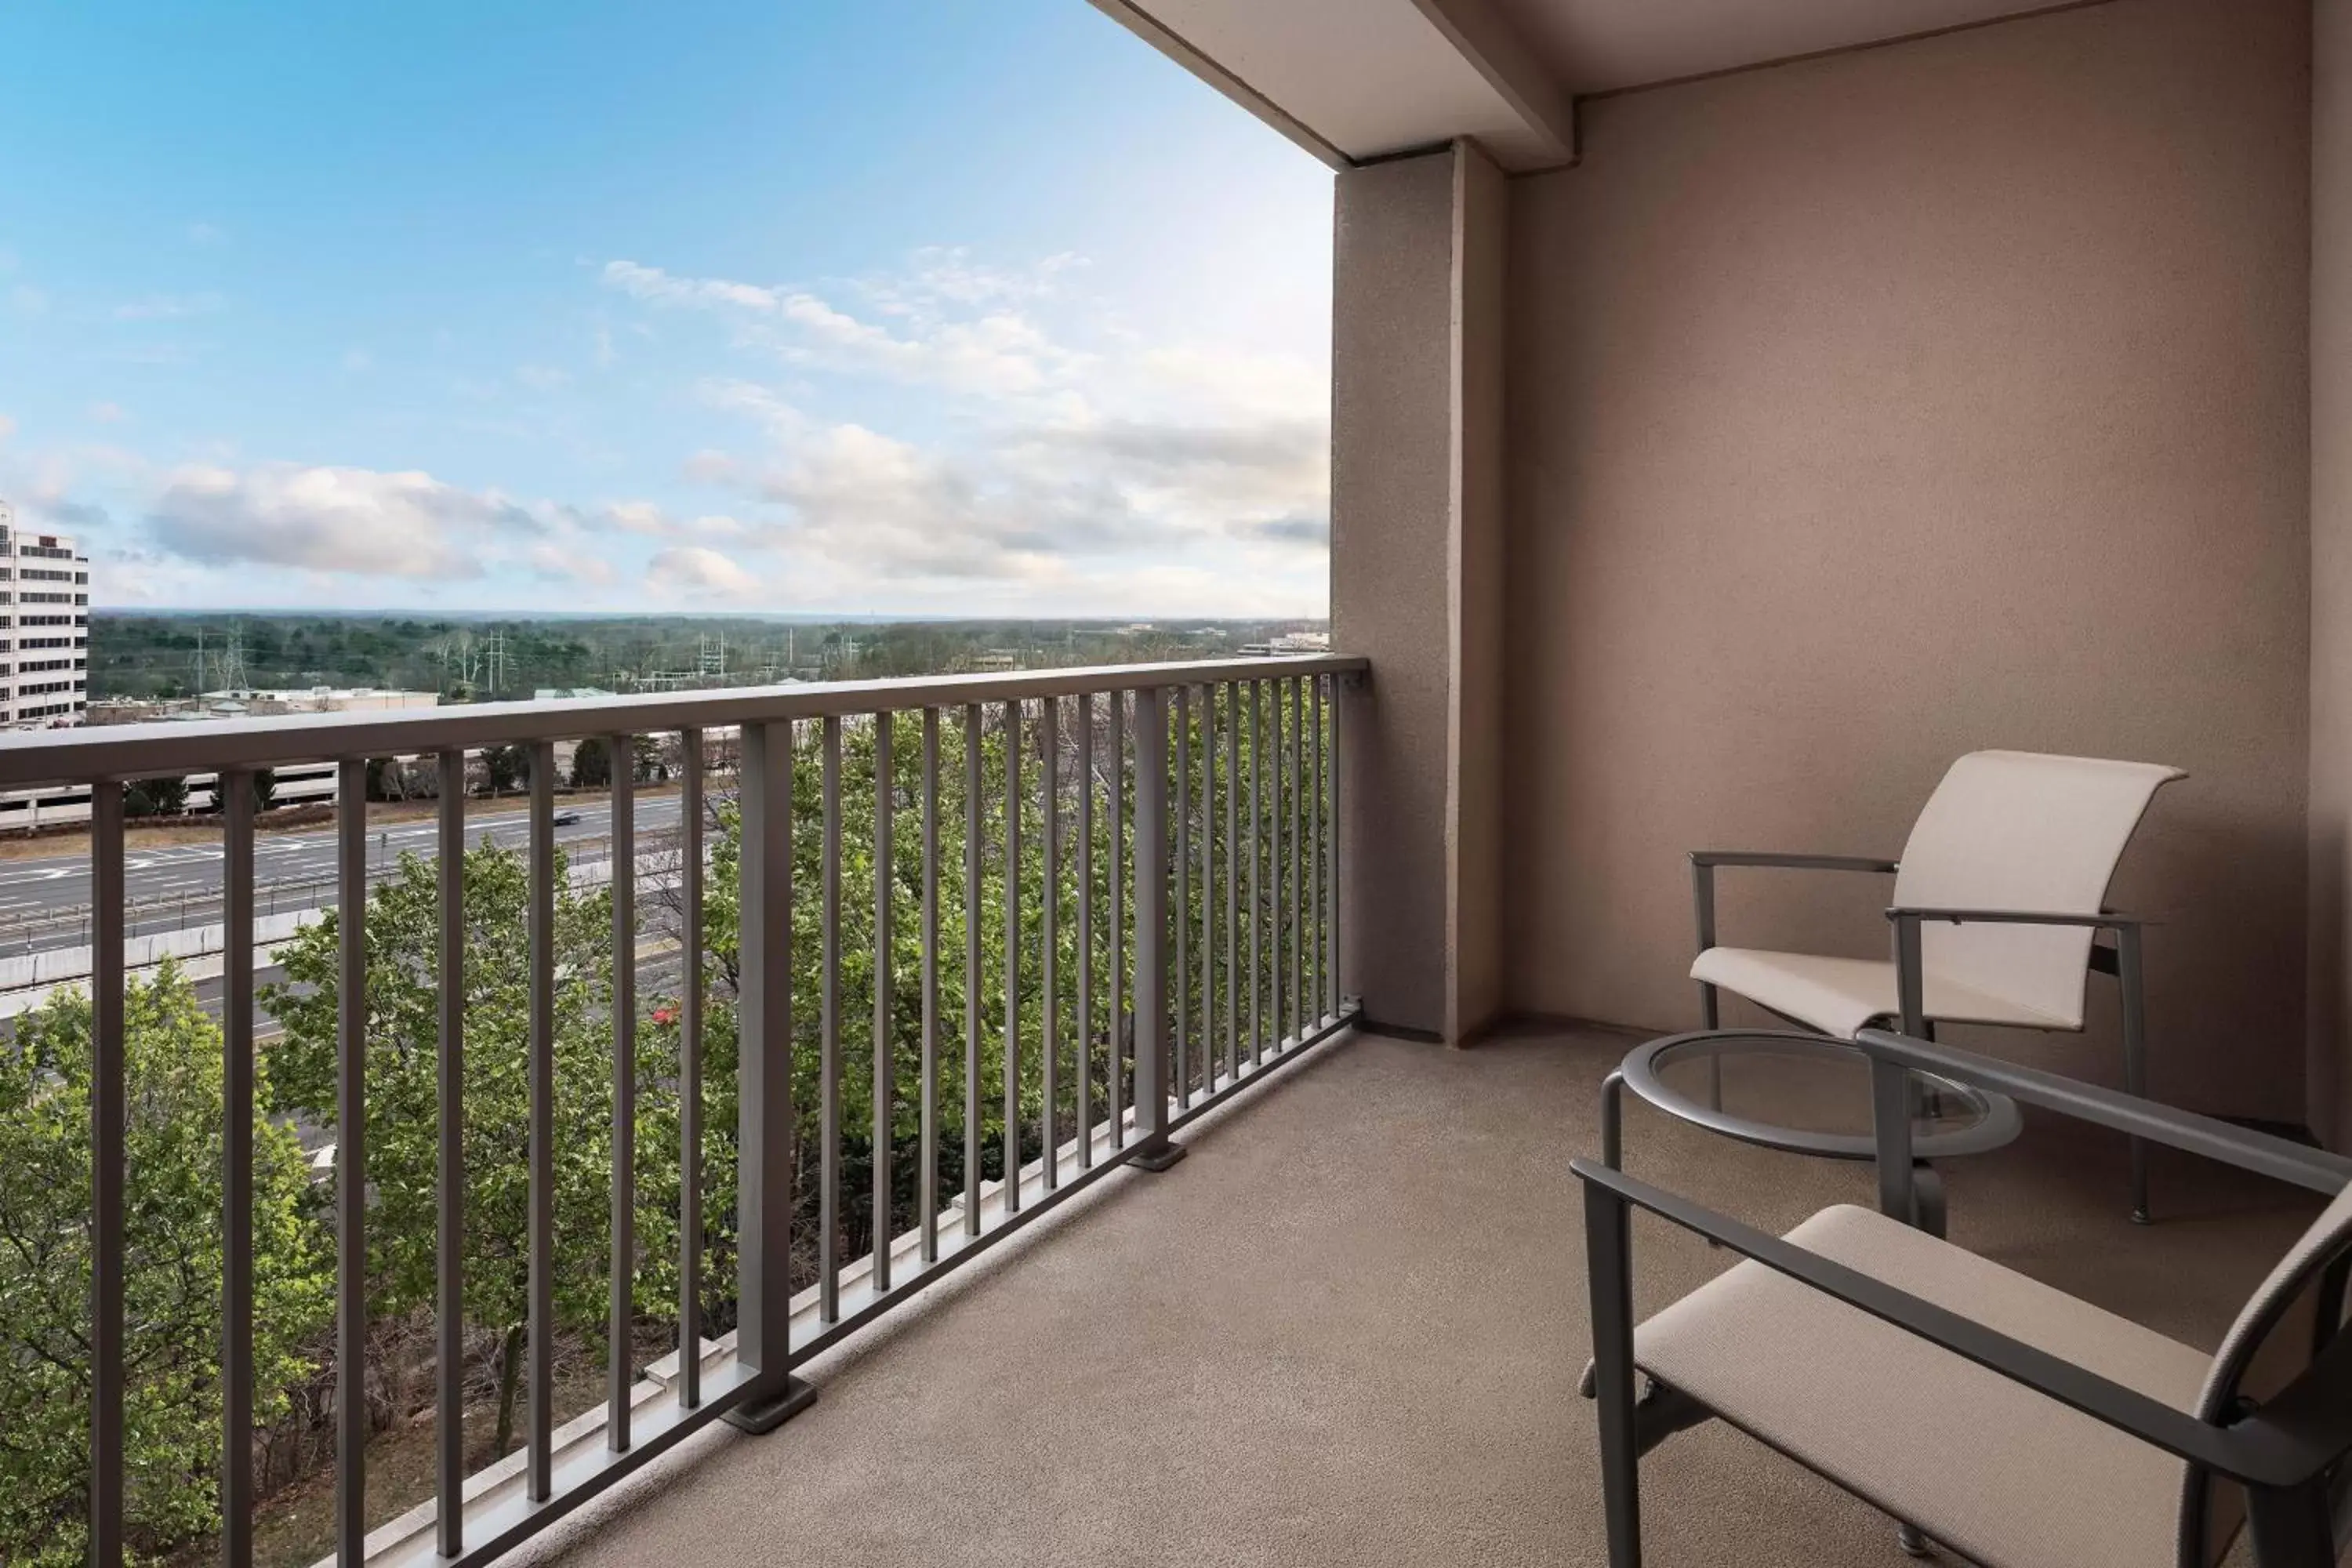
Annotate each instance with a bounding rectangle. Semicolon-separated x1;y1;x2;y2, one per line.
1200;688;1218;1095
1174;687;1191;1105
1248;681;1263;1065
729;719;813;1431
1288;678;1304;1044
1040;697;1060;1189
609;734;636;1450
1131;688;1181;1171
1332;675;1346;1014
91;779;125;1568
1109;691;1126;1148
1224;683;1240;1083
1002;702;1022;1213
1271;677;1286;1051
964;703;983;1236
433;752;464;1552
678;728;704;1410
872;710;895;1294
1077;696;1095;1167
222;768;255;1568
526;742;555;1502
920;710;941;1263
1312;679;1327;1023
819;717;843;1320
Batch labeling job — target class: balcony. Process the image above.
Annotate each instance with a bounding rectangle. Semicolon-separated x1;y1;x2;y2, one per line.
487;1019;2317;1568
11;0;2352;1563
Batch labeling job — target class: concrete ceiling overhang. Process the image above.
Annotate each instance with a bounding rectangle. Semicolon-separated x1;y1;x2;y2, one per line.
1090;0;2100;171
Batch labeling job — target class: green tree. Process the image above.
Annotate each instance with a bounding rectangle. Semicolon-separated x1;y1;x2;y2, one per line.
251;768;278;814
481;745;524;797
569;737;611;789
262;840;679;1457
0;964;329;1566
125;775;190;818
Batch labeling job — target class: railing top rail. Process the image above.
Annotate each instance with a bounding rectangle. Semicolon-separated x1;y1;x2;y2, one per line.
0;653;1365;786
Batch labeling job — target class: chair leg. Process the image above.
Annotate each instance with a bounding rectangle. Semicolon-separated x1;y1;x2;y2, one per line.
2246;1480;2335;1568
1586;1185;1645;1568
2118;928;2151;1225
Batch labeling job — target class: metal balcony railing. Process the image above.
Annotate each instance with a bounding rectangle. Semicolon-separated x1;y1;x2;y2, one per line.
0;654;1364;1568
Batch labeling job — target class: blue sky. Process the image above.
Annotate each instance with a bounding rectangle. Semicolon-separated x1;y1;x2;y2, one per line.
0;1;1332;616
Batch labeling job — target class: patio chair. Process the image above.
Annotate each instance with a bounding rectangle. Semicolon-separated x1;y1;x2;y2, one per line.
1689;749;2185;1221
1577;1028;2352;1568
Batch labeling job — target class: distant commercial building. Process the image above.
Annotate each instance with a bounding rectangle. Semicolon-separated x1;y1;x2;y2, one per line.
0;499;92;728
198;685;441;717
1240;630;1333;658
0;687;442;830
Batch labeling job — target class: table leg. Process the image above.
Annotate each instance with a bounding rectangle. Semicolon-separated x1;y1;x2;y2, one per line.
1601;1069;1625;1169
1911;1161;1946;1240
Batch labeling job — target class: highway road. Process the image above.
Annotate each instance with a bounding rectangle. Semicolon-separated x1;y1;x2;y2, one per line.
0;793;687;953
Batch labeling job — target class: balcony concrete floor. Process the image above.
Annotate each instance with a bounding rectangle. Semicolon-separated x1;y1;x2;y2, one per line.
524;1023;2321;1568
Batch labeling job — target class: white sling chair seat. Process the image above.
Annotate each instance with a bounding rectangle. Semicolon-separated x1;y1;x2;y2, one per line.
1689;946;2079;1040
1633;1202;2208;1568
1690;750;2184;1039
1686;751;2184;1217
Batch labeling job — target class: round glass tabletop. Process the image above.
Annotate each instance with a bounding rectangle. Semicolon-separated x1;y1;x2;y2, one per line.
1618;1029;2022;1162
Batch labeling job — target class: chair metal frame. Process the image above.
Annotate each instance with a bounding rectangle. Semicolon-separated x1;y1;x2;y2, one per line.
1579;1028;2352;1568
1692;848;2156;1220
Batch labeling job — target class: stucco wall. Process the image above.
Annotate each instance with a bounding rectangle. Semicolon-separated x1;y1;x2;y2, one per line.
1450;142;1509;1043
1334;151;1457;1037
1503;0;2314;1119
2311;0;2352;1146
1334;141;1511;1044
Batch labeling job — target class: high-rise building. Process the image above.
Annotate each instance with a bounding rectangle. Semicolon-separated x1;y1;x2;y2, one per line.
0;499;93;728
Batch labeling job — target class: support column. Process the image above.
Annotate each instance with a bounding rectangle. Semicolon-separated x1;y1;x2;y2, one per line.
1332;139;1508;1044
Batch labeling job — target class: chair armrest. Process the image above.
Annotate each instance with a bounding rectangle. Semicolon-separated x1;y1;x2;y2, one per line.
1882;906;2154;1033
1884;906;2149;930
1853;1029;2352;1196
1690;852;1898;959
1572;1158;2341;1488
1692;850;1900;873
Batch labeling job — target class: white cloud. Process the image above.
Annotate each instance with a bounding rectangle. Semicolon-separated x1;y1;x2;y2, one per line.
528;542;616;586
0;414;15;445
11;285;47;315
516;363;571;391
187;222;225;245
682;448;739;485
696;379;802;440
342;347;374;374
88;401;126;424
114;292;223;321
147;463;543;579
602;260;780;313
598;500;673;536
648;544;760;601
606;259;1087;397
613;246;1330;601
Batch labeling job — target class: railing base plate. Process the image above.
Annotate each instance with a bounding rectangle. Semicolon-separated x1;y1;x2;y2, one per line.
1127;1139;1188;1174
723;1375;818;1435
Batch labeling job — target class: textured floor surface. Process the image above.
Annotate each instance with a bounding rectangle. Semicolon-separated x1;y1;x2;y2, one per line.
520;1022;2321;1568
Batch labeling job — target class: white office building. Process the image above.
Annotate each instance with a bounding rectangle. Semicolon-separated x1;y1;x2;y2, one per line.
0;499;91;728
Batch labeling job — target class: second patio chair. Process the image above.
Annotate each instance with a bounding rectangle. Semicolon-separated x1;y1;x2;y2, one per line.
1689;750;2184;1220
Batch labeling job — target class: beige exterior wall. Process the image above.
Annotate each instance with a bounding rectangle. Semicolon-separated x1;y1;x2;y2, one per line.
2312;0;2352;1145
1500;0;2314;1118
1450;143;1509;1043
1333;140;1509;1043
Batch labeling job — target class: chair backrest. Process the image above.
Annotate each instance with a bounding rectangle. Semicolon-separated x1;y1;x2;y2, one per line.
2176;1181;2352;1566
1890;751;2184;1029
